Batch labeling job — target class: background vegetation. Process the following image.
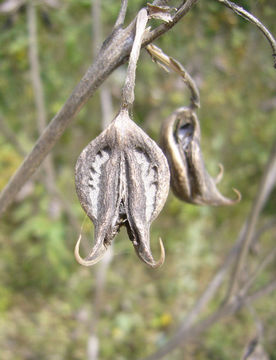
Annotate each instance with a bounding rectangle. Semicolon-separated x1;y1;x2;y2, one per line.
0;0;275;359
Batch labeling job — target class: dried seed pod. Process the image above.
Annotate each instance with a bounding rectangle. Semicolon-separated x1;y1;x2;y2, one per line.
75;9;170;267
160;107;241;206
75;108;170;267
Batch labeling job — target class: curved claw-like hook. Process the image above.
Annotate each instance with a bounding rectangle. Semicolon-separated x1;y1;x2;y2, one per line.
214;164;224;184
74;234;107;267
135;238;165;269
200;186;242;206
231;188;242;204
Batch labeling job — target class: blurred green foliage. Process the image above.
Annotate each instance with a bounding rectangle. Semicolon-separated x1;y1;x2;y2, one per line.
0;0;275;359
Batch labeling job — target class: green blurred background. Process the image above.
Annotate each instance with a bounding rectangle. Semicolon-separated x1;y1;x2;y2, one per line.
0;0;275;359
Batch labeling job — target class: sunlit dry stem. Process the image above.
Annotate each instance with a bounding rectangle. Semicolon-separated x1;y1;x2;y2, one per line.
121;9;148;108
217;0;276;68
113;0;128;30
239;247;276;297
226;141;276;302
146;43;200;109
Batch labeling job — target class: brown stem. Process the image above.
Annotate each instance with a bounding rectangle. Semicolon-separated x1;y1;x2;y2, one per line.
217;0;276;68
27;0;60;218
0;116;26;156
141;280;276;360
92;0;114;129
146;43;200;109
226;140;276;302
121;9;148;108
113;0;128;30
239;246;276;297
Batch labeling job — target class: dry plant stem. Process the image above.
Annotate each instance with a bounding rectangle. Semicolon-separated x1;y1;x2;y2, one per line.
113;0;128;30
0;0;198;217
140;225;246;360
217;0;276;67
0;116;26;156
27;1;47;135
251;218;276;249
176;223;247;332
27;0;59;217
239;246;276;297
146;43;200;109
87;249;113;360
141;280;276;360
121;9;148;109
92;0;114;129
226;140;276;302
0;115;86;246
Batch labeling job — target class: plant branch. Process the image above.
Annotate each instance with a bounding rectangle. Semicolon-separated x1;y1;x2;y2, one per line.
216;0;276;68
226;140;276;302
239;246;276;297
0;116;26;156
138;224;246;360
91;0;114;130
141;279;276;360
0;0;198;217
251;217;276;251
121;9;148;108
27;0;61;218
113;0;128;30
146;43;200;108
0;115;85;240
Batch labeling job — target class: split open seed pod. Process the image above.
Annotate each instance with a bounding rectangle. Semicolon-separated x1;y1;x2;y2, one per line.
75;108;170;267
160;107;241;206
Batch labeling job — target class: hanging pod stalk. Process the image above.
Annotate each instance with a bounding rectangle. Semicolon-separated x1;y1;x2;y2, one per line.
74;9;170;268
147;43;241;206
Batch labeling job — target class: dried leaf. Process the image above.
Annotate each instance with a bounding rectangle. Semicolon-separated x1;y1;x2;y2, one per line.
147;3;176;23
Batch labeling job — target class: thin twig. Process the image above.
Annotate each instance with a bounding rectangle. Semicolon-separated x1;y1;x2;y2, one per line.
138;224;247;360
121;9;148;108
176;223;247;333
0;116;26;156
141;279;276;360
113;0;128;30
216;0;276;68
27;0;60;218
226;141;276;302
146;43;200;108
0;0;198;217
92;0;114;129
251;218;276;251
87;248;113;360
239;246;276;297
0;116;86;242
